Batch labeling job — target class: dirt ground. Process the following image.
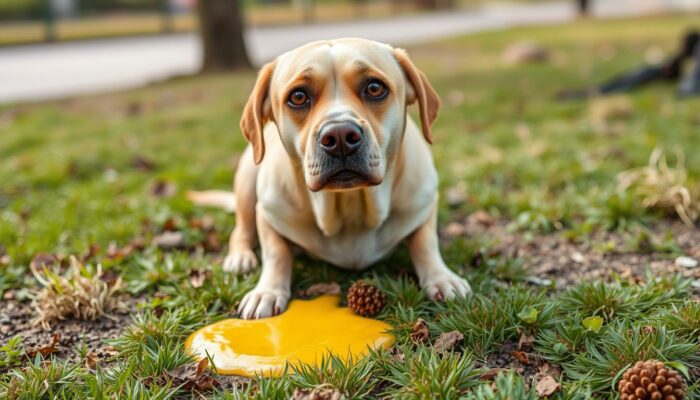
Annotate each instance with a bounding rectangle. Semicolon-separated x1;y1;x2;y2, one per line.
442;213;700;292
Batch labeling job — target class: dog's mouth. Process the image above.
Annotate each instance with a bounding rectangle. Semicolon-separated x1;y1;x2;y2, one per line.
312;168;380;192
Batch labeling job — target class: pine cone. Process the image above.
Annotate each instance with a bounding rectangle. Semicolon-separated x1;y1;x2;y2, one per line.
618;360;686;400
347;280;387;317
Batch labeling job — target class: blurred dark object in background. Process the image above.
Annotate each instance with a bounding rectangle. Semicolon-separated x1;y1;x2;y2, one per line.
577;0;590;17
678;41;700;97
558;31;700;100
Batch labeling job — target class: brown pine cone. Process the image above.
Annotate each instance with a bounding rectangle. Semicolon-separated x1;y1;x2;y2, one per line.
618;360;686;400
347;280;387;317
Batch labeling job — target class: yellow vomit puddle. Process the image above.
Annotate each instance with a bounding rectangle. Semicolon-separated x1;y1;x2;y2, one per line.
185;295;395;377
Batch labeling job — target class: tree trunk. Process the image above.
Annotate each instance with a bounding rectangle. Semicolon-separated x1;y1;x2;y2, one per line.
197;0;251;72
577;0;590;16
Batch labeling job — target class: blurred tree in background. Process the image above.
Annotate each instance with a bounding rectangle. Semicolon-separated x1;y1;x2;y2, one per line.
196;0;251;71
577;0;590;16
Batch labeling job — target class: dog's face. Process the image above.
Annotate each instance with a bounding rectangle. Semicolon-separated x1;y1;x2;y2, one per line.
240;38;440;192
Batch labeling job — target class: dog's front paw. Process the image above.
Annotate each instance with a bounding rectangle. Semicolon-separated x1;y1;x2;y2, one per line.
238;287;290;319
422;272;472;301
223;249;258;274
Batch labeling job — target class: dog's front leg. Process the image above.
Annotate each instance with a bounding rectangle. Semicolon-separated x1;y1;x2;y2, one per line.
407;199;472;301
237;206;292;319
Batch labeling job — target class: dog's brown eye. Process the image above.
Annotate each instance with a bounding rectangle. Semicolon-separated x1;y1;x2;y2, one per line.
288;90;309;107
365;80;387;99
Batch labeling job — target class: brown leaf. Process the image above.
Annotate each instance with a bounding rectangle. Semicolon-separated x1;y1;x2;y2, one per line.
502;41;550;65
539;363;562;379
293;387;342;400
81;244;101;263
85;352;99;369
196;358;208;375
100;269;120;287
105;238;144;260
444;222;466;238
152;231;186;250
511;350;531;365
26;333;60;359
203;231;222;252
161;217;179;232
131;155;156;171
150;180;177;198
518;332;535;351
434;331;464;354
162;358;219;392
102;345;119;358
469;210;495;227
188;215;215;232
30;253;59;269
535;375;561;397
189;269;211;289
300;282;341;297
480;368;511;381
388;347;405;362
410;318;429;345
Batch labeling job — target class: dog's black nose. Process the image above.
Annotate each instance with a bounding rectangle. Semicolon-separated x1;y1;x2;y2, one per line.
319;122;363;158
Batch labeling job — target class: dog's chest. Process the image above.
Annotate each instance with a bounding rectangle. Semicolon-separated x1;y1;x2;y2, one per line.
263;189;433;270
273;210;427;270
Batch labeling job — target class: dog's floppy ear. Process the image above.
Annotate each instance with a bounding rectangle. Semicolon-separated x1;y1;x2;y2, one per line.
240;61;276;164
393;48;441;144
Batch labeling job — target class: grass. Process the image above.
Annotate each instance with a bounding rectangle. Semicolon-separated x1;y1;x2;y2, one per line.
2;12;700;399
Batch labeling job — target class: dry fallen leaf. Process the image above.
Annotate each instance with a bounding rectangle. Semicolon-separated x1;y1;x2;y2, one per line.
293;387;342;400
161;358;219;392
30;253;60;270
85;352;99;369
539;363;562;379
105;238;145;260
434;331;464;354
161;217;179;232
81;244;101;263
300;282;342;298
189;269;211;289
511;350;531;365
480;368;512;381
102;345;119;358
535;375;561;397
131;155;156;171
25;333;60;359
410;318;430;345
518;332;535;351
502;41;550;65
202;231;222;252
468;210;495;227
388;346;405;362
444;222;466;238
150;180;177;198
152;231;186;250
188;215;216;232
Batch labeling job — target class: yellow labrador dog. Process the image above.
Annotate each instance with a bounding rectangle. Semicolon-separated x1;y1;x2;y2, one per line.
226;38;471;319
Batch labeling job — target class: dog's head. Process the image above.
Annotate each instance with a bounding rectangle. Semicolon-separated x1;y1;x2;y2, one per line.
240;38;440;192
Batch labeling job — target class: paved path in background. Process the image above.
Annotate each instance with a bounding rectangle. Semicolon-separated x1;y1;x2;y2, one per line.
0;0;697;103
